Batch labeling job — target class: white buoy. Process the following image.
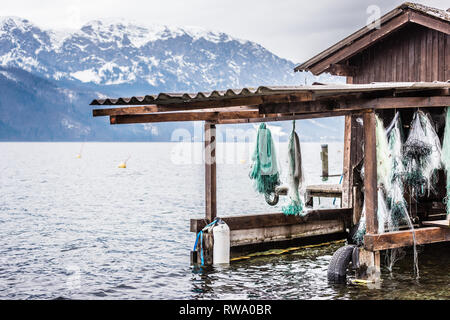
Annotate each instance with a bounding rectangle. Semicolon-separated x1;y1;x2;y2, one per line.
212;219;230;265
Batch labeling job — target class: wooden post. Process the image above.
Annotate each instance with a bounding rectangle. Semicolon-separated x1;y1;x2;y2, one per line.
341;76;354;209
205;121;217;222
363;111;378;235
341;115;353;208
321;144;329;181
359;110;381;283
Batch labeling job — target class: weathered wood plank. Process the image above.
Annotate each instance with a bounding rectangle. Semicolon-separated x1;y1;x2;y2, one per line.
306;184;342;197
364;227;450;251
93;105;258;116
204;122;217;222
408;11;450;36
110;110;262;124
217;110;353;124
341;114;352;208
363;111;378;235
260;96;450;115
230;219;345;247
190;208;352;233
422;219;450;228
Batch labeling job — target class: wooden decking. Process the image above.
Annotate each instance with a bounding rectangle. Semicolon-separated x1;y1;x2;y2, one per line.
276;184;342;207
306;184;342;198
422;219;450;228
276;184;342;197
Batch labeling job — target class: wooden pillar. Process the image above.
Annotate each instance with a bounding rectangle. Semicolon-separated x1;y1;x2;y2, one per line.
204;121;217;222
359;110;381;283
341;115;353;208
363;111;378;235
321;144;329;180
341;76;354;209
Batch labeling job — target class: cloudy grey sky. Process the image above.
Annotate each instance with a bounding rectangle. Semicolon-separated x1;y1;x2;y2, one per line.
1;0;448;63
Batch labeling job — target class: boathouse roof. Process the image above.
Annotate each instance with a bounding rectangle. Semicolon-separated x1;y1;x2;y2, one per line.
294;2;450;76
91;81;450;125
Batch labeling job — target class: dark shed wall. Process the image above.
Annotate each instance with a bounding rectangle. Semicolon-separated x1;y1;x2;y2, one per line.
349;24;449;84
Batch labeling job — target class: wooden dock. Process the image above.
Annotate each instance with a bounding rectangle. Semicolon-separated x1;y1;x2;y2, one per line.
91;2;450;282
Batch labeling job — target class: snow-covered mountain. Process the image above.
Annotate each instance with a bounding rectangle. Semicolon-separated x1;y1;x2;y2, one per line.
0;16;344;141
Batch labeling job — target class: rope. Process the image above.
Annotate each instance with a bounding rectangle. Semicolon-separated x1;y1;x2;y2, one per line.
192;218;220;266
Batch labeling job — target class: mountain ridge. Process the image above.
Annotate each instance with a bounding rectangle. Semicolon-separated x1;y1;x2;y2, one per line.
0;16;344;141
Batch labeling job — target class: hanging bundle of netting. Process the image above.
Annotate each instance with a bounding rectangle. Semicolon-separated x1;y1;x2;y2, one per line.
249;123;280;195
353;203;366;246
441;107;450;217
403;110;441;195
419;111;442;195
387;112;408;227
282;121;305;216
353;114;399;243
377;188;390;234
385;112;410;272
375;114;392;234
376;114;392;192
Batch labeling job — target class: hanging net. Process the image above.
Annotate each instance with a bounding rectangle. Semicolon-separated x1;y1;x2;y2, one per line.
354;112;421;278
282;121;305;216
419;111;442;195
249;123;280;195
403;110;441;195
353;203;366;246
376;114;392;192
387;112;408;228
441;107;450;216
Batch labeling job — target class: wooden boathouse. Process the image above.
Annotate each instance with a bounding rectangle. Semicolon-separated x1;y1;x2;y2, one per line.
91;2;450;281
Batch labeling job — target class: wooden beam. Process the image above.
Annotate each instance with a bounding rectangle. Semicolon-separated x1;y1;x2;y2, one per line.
217;110;353;124
364;227;450;251
110;110;262;124
259;96;450;114
422;220;450;228
110;109;354;124
93;105;257;116
341;114;352;208
363;111;378;235
190;208;352;233
309;12;409;74
408;11;450;35
204;122;217;222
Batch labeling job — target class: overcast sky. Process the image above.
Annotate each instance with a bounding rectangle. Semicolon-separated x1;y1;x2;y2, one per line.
1;0;448;63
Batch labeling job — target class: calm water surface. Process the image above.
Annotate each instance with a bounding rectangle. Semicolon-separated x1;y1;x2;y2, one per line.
0;142;448;299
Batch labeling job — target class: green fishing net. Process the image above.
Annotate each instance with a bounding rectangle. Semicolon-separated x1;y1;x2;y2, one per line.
282;121;305;216
249;123;280;195
387;112;408;228
441;107;450;216
403;110;441;195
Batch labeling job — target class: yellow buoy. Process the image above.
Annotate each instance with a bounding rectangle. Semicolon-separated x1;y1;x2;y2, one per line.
76;154;81;159
240;159;246;164
118;162;127;168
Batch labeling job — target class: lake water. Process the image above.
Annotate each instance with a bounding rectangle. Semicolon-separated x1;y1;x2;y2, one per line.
0;142;448;299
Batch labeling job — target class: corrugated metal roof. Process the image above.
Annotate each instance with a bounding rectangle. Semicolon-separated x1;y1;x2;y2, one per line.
90;82;450;106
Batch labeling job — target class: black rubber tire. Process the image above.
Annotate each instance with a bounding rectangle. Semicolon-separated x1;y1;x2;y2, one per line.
327;245;355;283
